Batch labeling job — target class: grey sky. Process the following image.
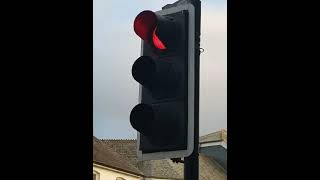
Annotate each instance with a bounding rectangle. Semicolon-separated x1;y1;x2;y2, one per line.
93;0;227;139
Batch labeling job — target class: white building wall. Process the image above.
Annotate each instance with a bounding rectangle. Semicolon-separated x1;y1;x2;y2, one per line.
145;178;175;180
93;163;142;180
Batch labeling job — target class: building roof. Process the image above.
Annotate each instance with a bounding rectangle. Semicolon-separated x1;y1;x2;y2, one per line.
199;130;227;171
94;131;227;179
199;154;227;180
200;129;227;144
101;139;183;179
93;136;143;176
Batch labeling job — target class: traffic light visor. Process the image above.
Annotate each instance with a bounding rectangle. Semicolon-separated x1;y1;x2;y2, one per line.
152;27;166;50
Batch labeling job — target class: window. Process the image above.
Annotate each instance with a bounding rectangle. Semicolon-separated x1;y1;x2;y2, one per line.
93;170;99;180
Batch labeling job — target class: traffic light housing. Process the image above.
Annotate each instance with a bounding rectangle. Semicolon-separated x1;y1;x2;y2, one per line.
130;3;195;160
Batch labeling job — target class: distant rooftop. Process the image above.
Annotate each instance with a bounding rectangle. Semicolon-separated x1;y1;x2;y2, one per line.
200;130;227;171
200;129;227;144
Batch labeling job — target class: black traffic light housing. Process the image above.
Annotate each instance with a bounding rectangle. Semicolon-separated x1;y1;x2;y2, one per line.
130;3;195;160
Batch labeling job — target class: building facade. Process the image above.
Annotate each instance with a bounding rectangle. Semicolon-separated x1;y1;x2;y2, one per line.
93;163;142;180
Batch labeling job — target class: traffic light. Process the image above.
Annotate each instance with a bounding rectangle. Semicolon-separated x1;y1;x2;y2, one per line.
130;3;195;160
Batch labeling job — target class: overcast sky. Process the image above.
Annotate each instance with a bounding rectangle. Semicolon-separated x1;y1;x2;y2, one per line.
93;0;227;139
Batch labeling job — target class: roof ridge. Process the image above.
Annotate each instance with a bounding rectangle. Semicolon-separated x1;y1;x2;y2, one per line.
200;129;227;137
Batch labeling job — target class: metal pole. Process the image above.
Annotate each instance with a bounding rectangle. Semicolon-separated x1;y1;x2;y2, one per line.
184;0;201;180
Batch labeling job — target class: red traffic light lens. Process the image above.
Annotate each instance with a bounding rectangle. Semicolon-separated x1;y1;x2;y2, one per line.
134;10;157;41
134;10;167;50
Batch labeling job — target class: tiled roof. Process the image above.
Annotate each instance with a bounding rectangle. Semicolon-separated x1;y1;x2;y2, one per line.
199;130;227;172
101;139;183;179
199;155;227;180
93;136;143;176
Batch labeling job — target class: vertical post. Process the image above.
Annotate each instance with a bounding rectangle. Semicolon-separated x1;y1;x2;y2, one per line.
184;0;201;180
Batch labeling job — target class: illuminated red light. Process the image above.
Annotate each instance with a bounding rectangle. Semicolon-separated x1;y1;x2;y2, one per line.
152;28;166;50
134;10;167;51
134;10;157;41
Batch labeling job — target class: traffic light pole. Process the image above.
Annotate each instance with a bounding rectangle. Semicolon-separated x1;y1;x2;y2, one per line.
184;0;201;180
